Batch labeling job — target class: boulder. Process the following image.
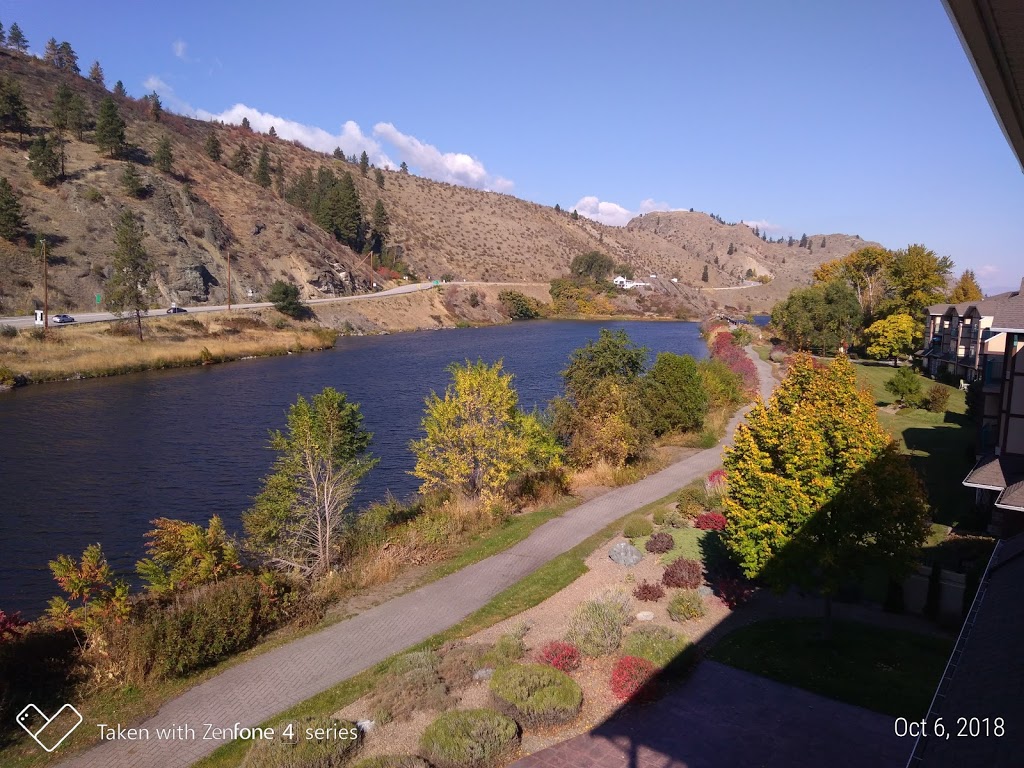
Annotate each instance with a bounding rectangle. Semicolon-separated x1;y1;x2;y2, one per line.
636;611;655;622
609;542;643;567
697;585;713;598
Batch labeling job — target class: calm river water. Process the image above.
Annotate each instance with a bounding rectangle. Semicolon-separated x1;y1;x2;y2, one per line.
0;320;705;616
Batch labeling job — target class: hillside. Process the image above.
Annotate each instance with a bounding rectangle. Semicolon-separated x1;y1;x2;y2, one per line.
0;48;877;316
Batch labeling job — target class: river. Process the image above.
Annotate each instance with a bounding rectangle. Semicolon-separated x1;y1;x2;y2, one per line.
0;320;706;616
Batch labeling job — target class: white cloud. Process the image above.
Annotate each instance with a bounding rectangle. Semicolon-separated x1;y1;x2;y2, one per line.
373;123;512;192
172;39;188;60
977;264;1000;277
570;196;635;226
638;198;681;214
743;219;782;233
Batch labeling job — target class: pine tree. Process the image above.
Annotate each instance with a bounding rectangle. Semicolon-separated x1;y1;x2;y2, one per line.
554;203;561;213
799;233;808;248
335;171;363;249
148;91;163;122
762;232;767;241
88;60;104;86
94;97;126;157
753;225;760;237
374;168;385;189
333;147;344;160
821;237;826;248
268;125;277;138
948;269;984;303
370;198;390;254
399;161;408;174
230;143;252;176
67;93;88;140
788;236;794;247
51;83;74;131
7;23;27;53
240;116;251;131
0;22;5;49
204;131;222;162
43;38;60;67
0;176;26;241
107;210;154;341
0;76;30;138
727;243;734;255
701;264;709;283
359;151;369;177
254;145;272;187
153;136;173;174
121;162;144;197
28;135;60;185
57;42;79;73
571;209;579;220
113;80;127;98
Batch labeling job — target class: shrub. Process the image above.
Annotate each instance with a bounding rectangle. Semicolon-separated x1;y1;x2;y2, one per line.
926;383;951;413
610;656;657;701
662;508;685;528
623;516;653;538
483;629;527;667
713;576;756;609
498;290;541;320
438;642;491;689
535;640;581;672
652;507;667;525
350;757;430;768
694;512;727;531
632;580;665;602
267;280;307;318
419;709;519;768
645;532;673;554
704;469;727;503
885;367;922;407
489;663;583;727
367;652;452;722
667;590;707;622
566;590;633;656
107;574;284;682
0;324;17;338
241;718;359;768
698;358;745;407
622;626;688;667
662;558;703;589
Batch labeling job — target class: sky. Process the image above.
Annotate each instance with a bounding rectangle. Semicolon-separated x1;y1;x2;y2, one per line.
4;1;1023;292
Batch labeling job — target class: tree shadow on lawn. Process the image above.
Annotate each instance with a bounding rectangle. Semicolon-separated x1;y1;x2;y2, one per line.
902;425;976;528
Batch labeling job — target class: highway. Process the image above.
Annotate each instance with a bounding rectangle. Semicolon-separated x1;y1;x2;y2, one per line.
0;281;436;329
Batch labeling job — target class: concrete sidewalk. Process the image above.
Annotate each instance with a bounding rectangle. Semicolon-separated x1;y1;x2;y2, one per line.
57;349;775;768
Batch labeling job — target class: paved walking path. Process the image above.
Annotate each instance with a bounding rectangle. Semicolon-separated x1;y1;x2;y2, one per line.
58;349;774;768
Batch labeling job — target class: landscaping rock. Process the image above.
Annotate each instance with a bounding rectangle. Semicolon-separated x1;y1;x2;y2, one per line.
356;719;375;734
472;667;495;681
609;542;643;567
636;611;655;622
697;585;713;598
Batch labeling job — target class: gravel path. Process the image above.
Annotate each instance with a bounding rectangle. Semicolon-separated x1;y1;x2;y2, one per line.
56;348;774;768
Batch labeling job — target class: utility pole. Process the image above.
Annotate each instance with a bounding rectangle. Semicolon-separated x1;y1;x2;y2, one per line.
41;237;49;330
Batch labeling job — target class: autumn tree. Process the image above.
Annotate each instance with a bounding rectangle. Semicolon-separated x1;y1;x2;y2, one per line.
244;388;377;576
864;312;916;366
722;354;929;635
95;96;126;157
153;135;173;174
949;269;983;303
254;144;272;187
107;210;154;340
43;37;60;66
88;60;105;86
640;352;708;435
411;360;561;501
204;130;222;162
0;176;25;241
814;246;892;317
136;516;240;594
48;543;129;642
881;244;954;319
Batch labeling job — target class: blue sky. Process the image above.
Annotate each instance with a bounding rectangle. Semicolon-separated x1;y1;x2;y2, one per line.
6;1;1023;291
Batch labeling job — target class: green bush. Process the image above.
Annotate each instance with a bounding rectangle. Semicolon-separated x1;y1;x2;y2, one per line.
483;631;526;667
926;383;951;413
566;590;632;656
498;290;541;320
623;516;654;538
885;368;922;407
652;507;667;525
622;626;688;667
489;663;583;727
667;589;707;622
640;353;709;435
697;358;744;408
419;709;519;768
267;280;308;319
108;574;283;682
366;651;451;722
350;757;430;768
241;718;359;768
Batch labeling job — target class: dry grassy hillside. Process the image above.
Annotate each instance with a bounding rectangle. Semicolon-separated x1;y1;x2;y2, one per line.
0;48;877;316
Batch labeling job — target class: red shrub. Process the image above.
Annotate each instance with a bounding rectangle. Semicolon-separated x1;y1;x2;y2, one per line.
632;580;665;602
645;532;674;554
610;656;658;700
536;640;581;672
662;558;703;589
0;609;27;643
694;512;727;531
714;577;756;609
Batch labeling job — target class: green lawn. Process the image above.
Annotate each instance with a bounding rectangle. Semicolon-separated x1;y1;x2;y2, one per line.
854;364;976;527
709;618;952;718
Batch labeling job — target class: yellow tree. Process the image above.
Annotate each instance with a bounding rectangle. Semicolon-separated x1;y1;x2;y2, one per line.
722;355;929;636
411;360;561;501
813;246;892;316
949;269;984;303
136;516;240;594
864;313;917;366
